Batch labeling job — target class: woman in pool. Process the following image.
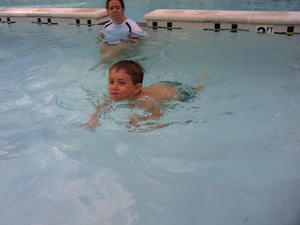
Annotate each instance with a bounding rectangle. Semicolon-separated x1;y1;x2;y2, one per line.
99;0;147;62
102;0;147;44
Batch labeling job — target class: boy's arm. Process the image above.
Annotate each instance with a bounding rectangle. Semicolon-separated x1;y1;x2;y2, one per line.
129;99;163;122
129;111;162;121
85;99;111;129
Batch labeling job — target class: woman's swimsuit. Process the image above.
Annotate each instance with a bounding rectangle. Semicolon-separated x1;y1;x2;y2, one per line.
101;19;147;44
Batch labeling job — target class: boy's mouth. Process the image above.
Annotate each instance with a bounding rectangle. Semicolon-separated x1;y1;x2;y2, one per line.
110;93;123;101
110;92;121;99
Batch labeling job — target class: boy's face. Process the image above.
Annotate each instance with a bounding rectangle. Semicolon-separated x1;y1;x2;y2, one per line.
108;69;141;101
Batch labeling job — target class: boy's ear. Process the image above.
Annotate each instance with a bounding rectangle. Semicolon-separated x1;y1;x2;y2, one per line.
134;83;142;94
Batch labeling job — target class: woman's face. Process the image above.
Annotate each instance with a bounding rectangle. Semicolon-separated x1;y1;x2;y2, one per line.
107;0;125;24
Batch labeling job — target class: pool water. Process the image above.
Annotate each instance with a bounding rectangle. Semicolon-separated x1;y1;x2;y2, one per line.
2;0;300;221
1;21;300;225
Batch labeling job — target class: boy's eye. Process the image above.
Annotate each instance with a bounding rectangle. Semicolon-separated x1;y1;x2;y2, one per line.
119;81;126;85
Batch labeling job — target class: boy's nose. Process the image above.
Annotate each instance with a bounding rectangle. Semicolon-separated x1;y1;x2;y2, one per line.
111;83;119;89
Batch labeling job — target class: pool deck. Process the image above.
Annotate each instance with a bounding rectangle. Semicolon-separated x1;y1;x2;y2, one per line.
144;9;300;34
0;8;109;25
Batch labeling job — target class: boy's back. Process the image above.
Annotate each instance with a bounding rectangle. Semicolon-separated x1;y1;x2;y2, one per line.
138;82;204;102
136;83;180;101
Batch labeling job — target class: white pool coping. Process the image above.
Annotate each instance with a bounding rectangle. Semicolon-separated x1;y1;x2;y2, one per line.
1;8;300;34
144;9;300;34
0;8;109;25
144;9;300;25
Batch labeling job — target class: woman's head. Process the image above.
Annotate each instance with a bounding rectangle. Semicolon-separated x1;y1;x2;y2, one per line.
106;0;125;10
106;0;126;24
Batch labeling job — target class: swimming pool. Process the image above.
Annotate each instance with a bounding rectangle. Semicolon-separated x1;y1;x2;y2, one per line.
1;0;300;225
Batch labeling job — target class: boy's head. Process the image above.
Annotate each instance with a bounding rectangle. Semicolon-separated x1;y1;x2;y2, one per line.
108;60;144;101
109;60;144;85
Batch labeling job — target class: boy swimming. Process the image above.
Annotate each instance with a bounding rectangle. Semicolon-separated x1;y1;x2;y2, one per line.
86;60;204;128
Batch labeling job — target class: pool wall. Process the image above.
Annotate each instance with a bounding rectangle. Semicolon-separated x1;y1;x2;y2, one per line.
0;8;109;25
144;9;300;35
1;8;300;35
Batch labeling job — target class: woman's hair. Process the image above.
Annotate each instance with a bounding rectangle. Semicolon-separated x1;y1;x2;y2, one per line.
109;60;144;85
106;0;125;10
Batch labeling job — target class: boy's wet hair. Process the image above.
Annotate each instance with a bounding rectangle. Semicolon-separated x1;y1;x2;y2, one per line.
106;0;125;9
109;60;144;85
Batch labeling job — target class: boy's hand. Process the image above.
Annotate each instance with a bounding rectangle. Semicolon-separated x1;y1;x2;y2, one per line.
85;114;101;129
129;113;145;121
197;82;205;91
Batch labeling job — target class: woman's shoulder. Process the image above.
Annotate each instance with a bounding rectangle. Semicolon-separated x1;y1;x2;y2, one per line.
124;18;137;24
103;20;113;29
125;19;148;36
124;18;141;28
